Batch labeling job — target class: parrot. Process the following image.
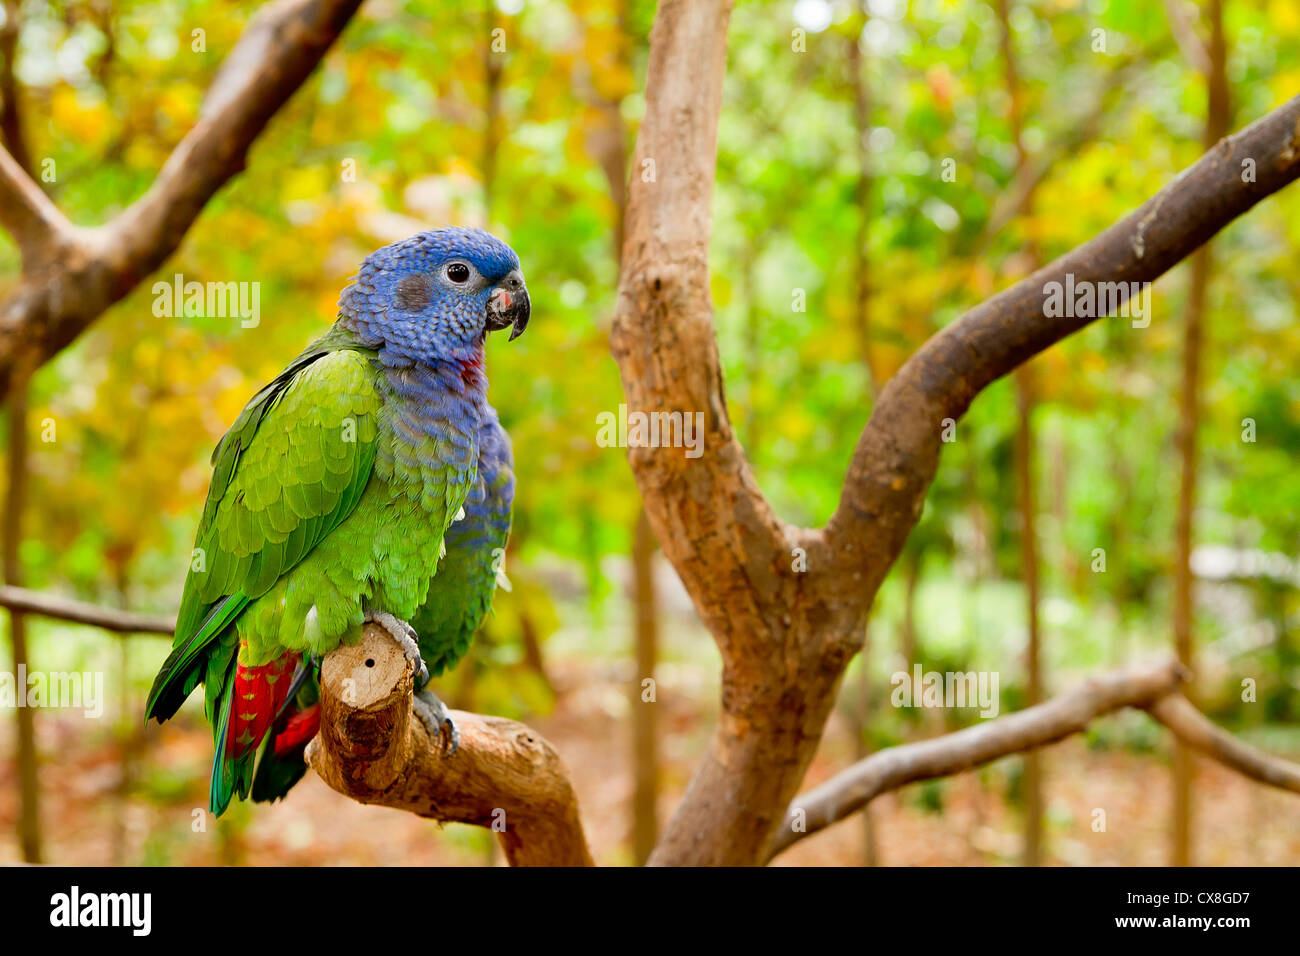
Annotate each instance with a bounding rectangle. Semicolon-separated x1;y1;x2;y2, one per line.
144;227;529;817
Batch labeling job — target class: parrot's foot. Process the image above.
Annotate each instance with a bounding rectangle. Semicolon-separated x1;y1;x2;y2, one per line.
413;687;459;755
361;611;453;753
363;610;429;686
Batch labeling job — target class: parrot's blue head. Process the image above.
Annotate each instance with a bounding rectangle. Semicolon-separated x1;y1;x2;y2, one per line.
339;227;529;365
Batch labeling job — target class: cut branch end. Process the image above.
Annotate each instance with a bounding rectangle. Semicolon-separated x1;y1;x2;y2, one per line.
306;622;594;866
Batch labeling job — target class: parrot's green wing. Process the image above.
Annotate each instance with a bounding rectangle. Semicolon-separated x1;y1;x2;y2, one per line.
145;339;381;725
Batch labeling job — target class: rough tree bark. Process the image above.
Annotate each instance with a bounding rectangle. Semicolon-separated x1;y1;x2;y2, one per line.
7;0;1300;869
610;0;1300;865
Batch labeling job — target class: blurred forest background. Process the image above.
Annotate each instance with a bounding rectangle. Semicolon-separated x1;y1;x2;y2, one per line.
1;0;1298;865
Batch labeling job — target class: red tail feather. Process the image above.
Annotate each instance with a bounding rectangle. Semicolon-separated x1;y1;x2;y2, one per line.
273;703;321;758
226;651;298;759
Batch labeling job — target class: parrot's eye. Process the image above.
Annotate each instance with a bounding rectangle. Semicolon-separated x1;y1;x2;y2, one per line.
446;262;471;284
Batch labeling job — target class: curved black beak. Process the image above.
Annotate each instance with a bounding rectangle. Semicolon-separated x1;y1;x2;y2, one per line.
486;270;530;341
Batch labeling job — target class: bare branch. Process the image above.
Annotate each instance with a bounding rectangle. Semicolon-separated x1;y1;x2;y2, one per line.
767;660;1189;860
613;0;844;867
1148;695;1300;793
0;0;364;393
0;145;71;263
305;624;594;867
0;584;174;635
825;95;1300;582
108;0;362;273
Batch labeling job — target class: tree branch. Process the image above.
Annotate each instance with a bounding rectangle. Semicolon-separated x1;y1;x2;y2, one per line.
305;623;594;867
0;584;174;635
0;0;364;393
825;94;1300;581
1148;694;1300;793
611;0;790;670
768;660;1189;859
767;660;1300;860
0;145;70;263
613;0;849;867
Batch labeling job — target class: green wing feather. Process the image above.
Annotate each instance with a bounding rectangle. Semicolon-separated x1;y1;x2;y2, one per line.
146;336;381;724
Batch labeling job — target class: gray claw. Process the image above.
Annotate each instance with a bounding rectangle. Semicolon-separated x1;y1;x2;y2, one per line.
414;688;459;755
363;610;429;685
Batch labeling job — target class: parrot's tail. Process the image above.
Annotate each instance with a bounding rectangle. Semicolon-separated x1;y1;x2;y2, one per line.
251;699;321;804
145;593;247;725
209;650;302;816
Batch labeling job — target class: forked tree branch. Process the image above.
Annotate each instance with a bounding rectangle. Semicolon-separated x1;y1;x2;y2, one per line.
0;0;364;392
305;624;594;867
613;0;1300;866
768;659;1300;860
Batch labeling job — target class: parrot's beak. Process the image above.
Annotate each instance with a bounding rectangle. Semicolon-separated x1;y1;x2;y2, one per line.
486;271;530;341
